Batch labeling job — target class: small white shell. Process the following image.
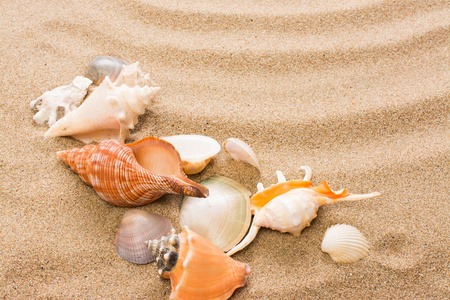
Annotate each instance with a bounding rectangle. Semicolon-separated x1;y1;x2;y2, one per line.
161;135;221;174
180;176;251;251
223;138;260;171
30;76;93;126
321;224;370;263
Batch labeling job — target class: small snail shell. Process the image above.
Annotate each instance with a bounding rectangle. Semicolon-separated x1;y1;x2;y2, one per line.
85;56;129;84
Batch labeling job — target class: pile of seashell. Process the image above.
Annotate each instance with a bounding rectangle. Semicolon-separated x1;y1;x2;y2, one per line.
30;56;380;300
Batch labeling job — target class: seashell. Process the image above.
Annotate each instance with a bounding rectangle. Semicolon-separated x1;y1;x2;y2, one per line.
321;224;370;263
223;138;260;171
161;135;221;174
30;76;93;126
146;226;250;300
180;176;252;252
57;137;209;207
115;209;173;264
45;62;160;143
86;56;129;84
227;167;380;256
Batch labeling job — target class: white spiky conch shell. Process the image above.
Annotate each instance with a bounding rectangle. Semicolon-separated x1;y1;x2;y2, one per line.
227;167;380;256
321;224;370;263
44;62;160;143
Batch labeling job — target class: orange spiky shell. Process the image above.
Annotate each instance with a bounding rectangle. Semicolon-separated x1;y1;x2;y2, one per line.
57;137;209;206
227;170;380;256
147;227;250;300
170;227;250;300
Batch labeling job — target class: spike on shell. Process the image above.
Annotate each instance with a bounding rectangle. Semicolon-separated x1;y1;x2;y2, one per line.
57;137;208;207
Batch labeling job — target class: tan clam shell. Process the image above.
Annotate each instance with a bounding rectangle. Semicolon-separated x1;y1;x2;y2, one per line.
223;138;260;171
180;176;251;252
57;137;208;206
147;227;250;300
161;135;221;174
115;209;172;264
86;56;129;84
321;224;370;263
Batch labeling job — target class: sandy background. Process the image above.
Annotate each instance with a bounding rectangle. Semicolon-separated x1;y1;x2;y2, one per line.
1;0;449;299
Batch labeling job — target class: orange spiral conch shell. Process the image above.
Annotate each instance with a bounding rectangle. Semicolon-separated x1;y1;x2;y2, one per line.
57;137;209;206
146;227;250;300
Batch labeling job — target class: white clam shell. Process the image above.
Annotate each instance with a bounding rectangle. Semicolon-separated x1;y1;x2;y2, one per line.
180;176;252;252
44;62;160;143
161;135;221;174
30;76;93;126
223;138;260;171
321;224;370;263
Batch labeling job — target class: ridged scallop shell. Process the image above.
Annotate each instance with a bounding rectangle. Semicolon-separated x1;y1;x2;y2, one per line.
86;56;129;84
146;226;250;300
180;176;251;252
30;76;93;126
45;62;160;143
115;209;173;264
227;167;380;256
223;138;260;171
321;224;370;263
161;135;221;174
57;137;208;206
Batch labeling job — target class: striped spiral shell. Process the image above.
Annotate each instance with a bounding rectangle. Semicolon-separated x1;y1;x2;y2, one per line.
57;137;208;207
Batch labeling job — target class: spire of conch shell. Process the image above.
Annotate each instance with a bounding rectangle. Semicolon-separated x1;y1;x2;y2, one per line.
44;62;160;143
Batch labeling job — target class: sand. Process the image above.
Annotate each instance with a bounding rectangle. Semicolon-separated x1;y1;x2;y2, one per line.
0;0;449;299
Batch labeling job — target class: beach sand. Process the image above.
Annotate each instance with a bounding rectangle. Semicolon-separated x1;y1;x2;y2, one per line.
0;0;449;299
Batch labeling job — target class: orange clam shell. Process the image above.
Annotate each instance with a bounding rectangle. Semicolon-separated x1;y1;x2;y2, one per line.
57;137;208;206
169;227;250;300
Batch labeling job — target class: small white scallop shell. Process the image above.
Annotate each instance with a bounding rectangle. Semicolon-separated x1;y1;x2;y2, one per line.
161;135;221;174
321;224;370;263
223;138;260;171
